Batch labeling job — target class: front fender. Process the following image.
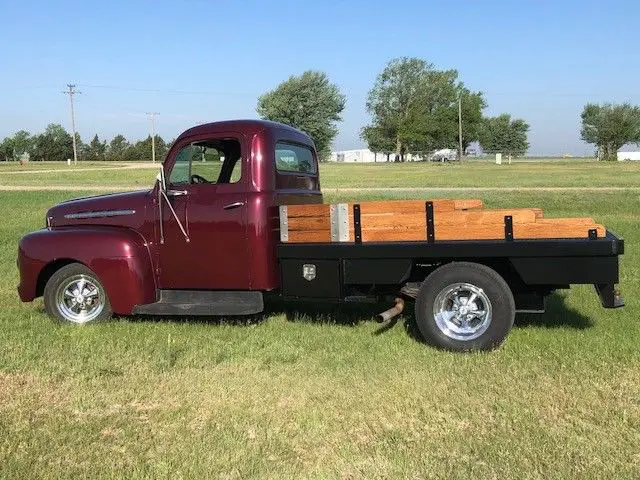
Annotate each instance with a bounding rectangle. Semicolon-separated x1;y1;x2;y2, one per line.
18;226;156;315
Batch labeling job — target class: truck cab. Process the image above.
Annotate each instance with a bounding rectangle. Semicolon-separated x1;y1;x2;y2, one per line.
18;120;321;320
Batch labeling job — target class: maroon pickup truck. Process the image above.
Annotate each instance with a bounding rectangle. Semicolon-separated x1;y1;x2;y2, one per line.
17;120;624;351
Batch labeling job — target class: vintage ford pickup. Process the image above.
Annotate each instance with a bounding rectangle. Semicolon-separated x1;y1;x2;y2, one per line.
17;120;624;351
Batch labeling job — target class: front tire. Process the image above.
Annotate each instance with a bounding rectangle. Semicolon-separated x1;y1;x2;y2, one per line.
44;263;112;324
415;262;515;351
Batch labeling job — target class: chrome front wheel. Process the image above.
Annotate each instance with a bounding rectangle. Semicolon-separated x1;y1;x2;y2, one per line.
55;274;105;324
44;263;112;324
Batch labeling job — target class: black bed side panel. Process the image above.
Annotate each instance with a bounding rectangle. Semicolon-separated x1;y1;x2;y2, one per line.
510;256;619;285
342;259;412;285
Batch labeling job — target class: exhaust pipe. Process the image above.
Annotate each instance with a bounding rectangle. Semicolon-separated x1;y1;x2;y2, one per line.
378;297;405;322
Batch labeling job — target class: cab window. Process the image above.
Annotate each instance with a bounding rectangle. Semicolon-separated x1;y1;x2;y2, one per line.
275;142;316;174
169;138;242;185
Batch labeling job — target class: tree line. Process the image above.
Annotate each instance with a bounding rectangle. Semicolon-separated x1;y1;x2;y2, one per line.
0;124;172;162
2;56;639;162
258;57;530;161
258;57;640;161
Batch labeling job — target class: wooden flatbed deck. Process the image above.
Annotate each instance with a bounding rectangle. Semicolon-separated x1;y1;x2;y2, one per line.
279;199;606;243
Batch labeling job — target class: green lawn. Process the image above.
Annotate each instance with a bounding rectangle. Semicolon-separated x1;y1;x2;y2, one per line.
0;164;638;478
2;159;640;189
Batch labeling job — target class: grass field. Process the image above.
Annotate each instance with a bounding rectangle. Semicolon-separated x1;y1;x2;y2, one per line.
0;161;639;478
3;159;640;189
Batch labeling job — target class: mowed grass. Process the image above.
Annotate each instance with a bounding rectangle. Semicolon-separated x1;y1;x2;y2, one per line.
0;164;639;478
2;159;640;189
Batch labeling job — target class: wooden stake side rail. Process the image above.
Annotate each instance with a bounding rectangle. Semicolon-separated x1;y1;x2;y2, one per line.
279;199;606;244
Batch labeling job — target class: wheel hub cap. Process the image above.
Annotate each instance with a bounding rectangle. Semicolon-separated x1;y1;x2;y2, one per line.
432;283;492;341
56;274;104;324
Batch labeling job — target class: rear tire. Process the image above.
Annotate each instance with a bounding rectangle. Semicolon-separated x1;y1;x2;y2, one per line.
43;263;112;324
415;262;515;351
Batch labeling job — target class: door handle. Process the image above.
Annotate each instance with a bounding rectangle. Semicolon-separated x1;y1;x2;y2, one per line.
166;189;188;197
223;201;245;210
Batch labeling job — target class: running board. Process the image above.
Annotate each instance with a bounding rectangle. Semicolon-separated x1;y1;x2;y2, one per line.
132;290;264;316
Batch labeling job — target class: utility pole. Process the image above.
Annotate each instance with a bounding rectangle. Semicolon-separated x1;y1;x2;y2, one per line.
64;84;80;164
146;112;159;162
458;94;463;161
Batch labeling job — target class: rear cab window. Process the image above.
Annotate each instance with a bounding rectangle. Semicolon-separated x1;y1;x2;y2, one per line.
275;142;317;174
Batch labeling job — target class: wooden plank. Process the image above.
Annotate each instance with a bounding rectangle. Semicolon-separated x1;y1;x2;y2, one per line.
358;225;504;242
356;222;606;242
453;199;483;210
531;208;543;219
284;223;607;242
287;216;331;231
514;223;606;239
352;199;459;215
286;199;486;218
347;209;538;233
286;229;332;243
436;209;538;225
536;217;595;225
285;204;331;218
428;223;505;241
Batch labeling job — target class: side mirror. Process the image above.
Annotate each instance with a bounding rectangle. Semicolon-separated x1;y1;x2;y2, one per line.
157;165;167;192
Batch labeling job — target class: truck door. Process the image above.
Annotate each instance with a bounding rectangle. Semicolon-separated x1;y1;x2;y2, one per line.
157;134;250;290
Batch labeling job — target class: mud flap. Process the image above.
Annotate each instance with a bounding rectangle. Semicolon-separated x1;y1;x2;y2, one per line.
595;283;624;308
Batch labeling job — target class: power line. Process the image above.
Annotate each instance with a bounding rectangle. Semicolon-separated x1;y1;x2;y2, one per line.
63;84;81;164
78;84;259;96
3;83;640;98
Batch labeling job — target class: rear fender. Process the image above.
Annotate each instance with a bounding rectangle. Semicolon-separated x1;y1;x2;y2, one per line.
18;227;156;314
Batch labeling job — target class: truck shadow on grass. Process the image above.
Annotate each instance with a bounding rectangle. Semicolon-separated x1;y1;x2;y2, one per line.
113;292;591;341
513;293;593;330
266;291;592;343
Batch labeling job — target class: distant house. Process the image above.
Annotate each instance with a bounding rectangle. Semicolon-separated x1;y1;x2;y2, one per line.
329;148;422;163
329;149;382;163
617;147;640;161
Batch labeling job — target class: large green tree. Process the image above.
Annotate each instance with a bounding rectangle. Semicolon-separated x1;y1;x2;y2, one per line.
12;130;32;157
360;123;396;161
106;135;131;161
478;114;530;157
85;134;107;161
129;135;167;162
0;137;13;161
0;130;32;161
31;124;74;161
458;91;487;152
581;103;640;160
363;57;485;159
257;71;345;160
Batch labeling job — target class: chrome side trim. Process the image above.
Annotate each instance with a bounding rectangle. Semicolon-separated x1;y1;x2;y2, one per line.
330;203;349;242
279;205;289;242
64;209;136;219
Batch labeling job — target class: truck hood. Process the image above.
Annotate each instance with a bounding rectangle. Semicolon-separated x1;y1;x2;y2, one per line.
47;189;152;229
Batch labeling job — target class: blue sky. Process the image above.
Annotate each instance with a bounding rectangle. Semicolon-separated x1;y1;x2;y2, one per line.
1;0;638;155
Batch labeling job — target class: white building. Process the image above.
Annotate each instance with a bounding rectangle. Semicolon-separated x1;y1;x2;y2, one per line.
329;148;422;163
617;149;640;161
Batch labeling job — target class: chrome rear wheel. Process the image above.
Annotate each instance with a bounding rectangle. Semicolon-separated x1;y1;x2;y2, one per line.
415;262;515;351
433;283;492;341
